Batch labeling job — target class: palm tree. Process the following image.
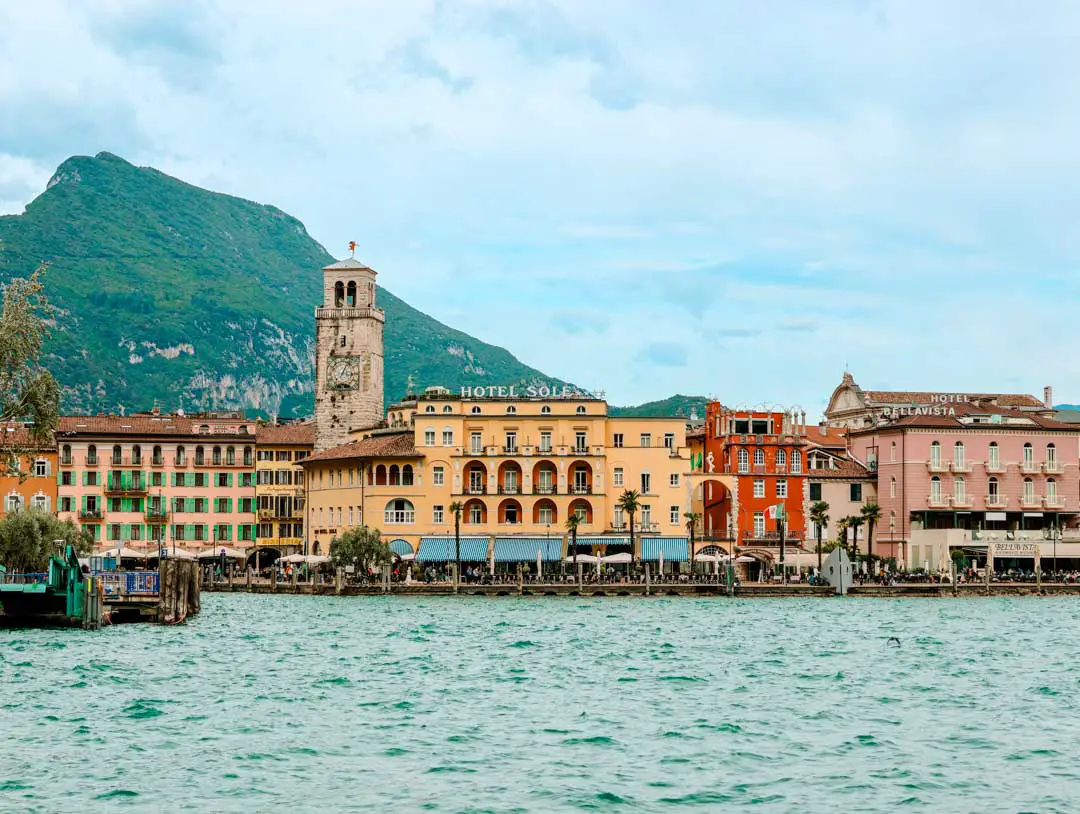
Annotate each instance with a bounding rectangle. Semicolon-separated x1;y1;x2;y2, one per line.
618;489;641;563
809;500;830;570
684;511;702;571
860;502;882;570
848;515;864;564
449;501;464;586
565;513;581;581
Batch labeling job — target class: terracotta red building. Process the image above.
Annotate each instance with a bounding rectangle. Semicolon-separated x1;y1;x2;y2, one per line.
695;403;810;555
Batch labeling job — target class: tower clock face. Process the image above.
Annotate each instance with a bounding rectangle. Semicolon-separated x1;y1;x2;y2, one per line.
327;357;359;390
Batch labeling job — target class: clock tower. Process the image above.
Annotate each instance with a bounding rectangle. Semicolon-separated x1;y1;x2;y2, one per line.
313;256;385;452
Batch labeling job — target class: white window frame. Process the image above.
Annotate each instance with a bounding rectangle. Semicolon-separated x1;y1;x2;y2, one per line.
669;505;679;525
776;479;787;499
442;429;454;447
640;472;651;494
613;467;624;487
669;473;679;487
753;511;765;537
640;433;651;448
753;479;765;498
540;431;552;453
433;466;445;487
424;429;435;446
433;505;445;524
470;432;483;454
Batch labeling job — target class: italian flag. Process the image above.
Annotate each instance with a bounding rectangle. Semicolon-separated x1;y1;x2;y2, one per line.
768;503;786;520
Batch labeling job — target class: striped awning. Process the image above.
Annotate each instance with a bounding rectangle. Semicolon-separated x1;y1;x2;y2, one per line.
575;536;630;547
416;536;489;562
494;537;563;562
388;539;414;556
640;537;690;562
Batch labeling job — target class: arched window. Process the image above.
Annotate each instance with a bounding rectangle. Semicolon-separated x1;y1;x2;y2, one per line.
954;476;966;502
175;445;185;465
402;465;414;486
988;442;999;470
384;499;415;524
930;476;941;500
930;441;941;467
334;281;345;307
226;446;235;465
61;444;71;465
576;405;586;414
132;445;141;464
890;441;897;462
87;444;97;464
737;448;749;473
1047;443;1057;466
346;281;357;307
776;449;787;470
112;445;122;464
443;405;453;413
425;405;435;413
890;477;896;498
988;476;999;498
753;448;765;468
541;405;551;414
152;445;162;465
1023;477;1034;499
212;446;222;465
243;446;252;466
375;465;387;486
1047;478;1058;499
1023;443;1034;467
506;405;517;414
471;406;481;414
953;442;965;469
389;465;400;486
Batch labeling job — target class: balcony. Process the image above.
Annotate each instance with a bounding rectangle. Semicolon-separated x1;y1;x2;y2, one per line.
85;457;99;467
927;494;951;509
145;508;169;520
383;511;416;525
60;456;72;467
985;494;1007;508
151;456;165;467
498;485;521;495
985;461;1006;474
464;486;487;496
927;460;949;474
503;446;519;455
753;465;767;475
573;447;589;456
1020;494;1042;509
466;447;485;457
1043;460;1064;475
532;486;557;496
1020;461;1040;475
1045;496;1065;509
571;485;593;495
105;480;148;495
952;494;973;509
79;509;103;520
316;306;382;320
174;457;187;467
950;461;972;474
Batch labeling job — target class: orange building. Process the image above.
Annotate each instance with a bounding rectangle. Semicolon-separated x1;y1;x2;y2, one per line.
1;422;59;518
691;403;811;564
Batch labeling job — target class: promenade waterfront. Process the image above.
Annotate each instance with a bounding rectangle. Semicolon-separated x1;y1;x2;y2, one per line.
4;594;1080;811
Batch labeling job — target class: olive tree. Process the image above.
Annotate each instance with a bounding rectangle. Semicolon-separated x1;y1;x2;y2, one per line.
0;510;92;572
329;525;391;575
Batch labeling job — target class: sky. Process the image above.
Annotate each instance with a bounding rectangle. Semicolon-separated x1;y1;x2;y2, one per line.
2;0;1080;413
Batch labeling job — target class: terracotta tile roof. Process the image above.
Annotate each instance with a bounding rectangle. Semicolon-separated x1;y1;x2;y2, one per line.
808;458;873;479
301;431;421;464
803;425;847;448
256;421;315;446
57;415;256;439
0;422;54;450
863;390;1045;408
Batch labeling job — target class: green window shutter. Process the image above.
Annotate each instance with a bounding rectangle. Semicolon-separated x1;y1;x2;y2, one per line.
227;473;234;488
227;498;233;513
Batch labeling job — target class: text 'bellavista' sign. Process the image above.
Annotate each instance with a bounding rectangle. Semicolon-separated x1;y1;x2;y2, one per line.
460;384;600;400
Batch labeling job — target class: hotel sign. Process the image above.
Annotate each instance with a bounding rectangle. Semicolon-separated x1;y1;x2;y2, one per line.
993;542;1040;557
460;384;600;400
880;394;975;419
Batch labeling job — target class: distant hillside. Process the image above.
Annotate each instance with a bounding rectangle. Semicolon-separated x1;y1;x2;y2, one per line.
610;394;707;419
0;152;564;417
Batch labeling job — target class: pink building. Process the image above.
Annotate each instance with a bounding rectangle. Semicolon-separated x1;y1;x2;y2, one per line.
57;411;257;554
850;402;1080;563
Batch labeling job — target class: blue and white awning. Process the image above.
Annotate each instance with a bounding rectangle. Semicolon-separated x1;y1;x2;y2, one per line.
640;537;689;562
388;539;414;556
575;536;630;547
416;536;489;562
493;537;563;562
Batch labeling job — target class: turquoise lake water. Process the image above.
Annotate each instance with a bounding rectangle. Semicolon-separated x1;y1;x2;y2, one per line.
3;594;1080;812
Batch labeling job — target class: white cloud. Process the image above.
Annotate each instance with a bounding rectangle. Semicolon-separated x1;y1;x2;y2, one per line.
2;0;1080;406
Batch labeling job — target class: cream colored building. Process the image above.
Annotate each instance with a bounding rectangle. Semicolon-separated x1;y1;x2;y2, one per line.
300;389;692;562
255;421;313;556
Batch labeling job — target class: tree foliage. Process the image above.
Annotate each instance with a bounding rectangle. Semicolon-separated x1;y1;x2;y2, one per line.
329;525;390;574
1;264;60;475
0;510;92;573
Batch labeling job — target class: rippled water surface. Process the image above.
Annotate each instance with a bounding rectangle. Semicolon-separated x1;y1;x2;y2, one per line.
4;594;1080;812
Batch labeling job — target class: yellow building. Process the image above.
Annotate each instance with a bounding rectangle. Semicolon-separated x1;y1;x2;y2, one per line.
255;421;313;557
300;389;692;566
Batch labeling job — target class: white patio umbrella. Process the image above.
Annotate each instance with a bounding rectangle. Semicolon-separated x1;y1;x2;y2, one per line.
659;549;665;576
600;552;632;564
95;546;147;560
536;548;542;582
564;554;599;564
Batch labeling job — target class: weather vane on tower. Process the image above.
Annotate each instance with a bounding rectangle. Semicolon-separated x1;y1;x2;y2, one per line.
348;240;357;258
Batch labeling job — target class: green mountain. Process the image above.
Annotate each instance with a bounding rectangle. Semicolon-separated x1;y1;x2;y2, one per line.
609;394;707;419
0;152;562;417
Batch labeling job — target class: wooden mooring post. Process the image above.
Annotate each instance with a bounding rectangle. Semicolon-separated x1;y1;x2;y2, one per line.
159;558;201;624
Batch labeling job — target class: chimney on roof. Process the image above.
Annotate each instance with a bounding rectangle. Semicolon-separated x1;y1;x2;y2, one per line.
1044;385;1054;409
